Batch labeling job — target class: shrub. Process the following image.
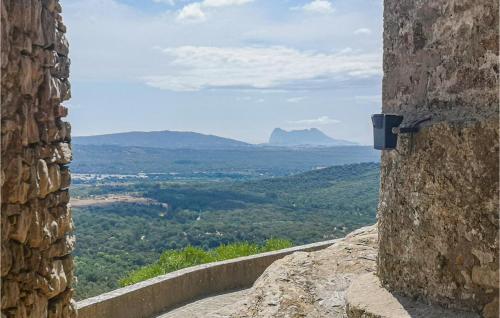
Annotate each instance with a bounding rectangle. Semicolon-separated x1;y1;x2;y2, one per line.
119;239;292;286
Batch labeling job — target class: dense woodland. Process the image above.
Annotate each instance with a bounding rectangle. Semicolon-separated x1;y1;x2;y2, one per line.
72;162;380;299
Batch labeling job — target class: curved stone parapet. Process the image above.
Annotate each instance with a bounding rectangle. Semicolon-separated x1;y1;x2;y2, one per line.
77;239;340;318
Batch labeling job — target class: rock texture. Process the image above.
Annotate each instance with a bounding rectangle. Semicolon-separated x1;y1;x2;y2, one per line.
1;0;76;317
379;0;499;316
346;273;480;318
221;225;378;317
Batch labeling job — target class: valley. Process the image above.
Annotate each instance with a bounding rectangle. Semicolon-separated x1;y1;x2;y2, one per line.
70;130;381;300
71;162;380;300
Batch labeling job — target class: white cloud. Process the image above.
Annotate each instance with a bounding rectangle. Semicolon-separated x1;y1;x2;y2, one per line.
145;46;382;91
177;0;253;21
354;28;372;35
292;0;334;14
62;0;382;93
286;96;307;103
177;3;206;22
288;116;340;125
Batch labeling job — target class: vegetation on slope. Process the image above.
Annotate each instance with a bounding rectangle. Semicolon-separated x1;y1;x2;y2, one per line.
72;144;379;175
72;162;380;299
120;239;292;286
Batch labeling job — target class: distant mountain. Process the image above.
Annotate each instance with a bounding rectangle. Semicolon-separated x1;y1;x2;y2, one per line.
268;128;358;147
72;130;252;150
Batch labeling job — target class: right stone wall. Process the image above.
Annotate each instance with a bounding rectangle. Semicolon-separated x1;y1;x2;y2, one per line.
378;0;499;316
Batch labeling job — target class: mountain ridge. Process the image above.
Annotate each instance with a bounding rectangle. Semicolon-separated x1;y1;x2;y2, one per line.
268;128;357;147
73;130;252;150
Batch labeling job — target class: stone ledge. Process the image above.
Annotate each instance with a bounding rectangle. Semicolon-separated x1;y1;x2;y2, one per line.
345;273;480;318
76;238;340;318
217;224;379;317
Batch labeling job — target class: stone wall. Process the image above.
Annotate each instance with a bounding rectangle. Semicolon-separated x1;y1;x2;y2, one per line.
378;0;499;316
1;0;76;317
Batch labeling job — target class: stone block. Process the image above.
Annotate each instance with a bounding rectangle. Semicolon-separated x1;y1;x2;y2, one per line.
46;235;75;258
37;159;50;198
47;122;61;143
4;204;21;217
483;297;499;318
48;289;76;318
47;260;67;299
9;0;32;33
1;213;11;242
55;143;71;164
41;70;70;104
3;157;31;204
1;280;20;309
54;206;73;238
30;292;48;317
9;207;32;243
41;7;55;46
27;207;51;249
54;105;68;118
55;30;69;56
60;166;70;189
26;110;40;145
1;242;13;277
2;119;18;133
471;266;499;289
20;56;32;95
48;164;61;193
42;0;58;12
47;190;70;207
51;55;70;79
56;20;66;33
9;241;28;274
58;121;71;142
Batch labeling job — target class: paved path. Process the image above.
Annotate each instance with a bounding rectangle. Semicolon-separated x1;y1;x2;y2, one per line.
156;289;249;318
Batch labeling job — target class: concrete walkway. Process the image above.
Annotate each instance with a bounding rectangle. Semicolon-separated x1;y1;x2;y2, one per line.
156;289;249;318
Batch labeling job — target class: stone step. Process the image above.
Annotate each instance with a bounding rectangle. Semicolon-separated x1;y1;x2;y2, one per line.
345;273;480;318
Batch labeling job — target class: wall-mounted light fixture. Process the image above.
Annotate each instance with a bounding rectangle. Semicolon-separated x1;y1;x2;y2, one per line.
372;114;404;150
372;114;431;150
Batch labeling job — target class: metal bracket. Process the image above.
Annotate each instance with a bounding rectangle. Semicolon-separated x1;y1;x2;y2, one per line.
391;126;419;134
392;116;432;135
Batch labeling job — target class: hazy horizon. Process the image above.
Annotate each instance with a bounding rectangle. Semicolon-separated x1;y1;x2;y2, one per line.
62;0;382;144
72;126;369;145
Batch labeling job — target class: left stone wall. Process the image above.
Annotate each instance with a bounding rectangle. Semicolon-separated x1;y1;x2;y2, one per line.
1;0;76;317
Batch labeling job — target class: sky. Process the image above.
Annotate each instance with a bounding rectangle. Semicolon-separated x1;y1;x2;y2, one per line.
61;0;383;144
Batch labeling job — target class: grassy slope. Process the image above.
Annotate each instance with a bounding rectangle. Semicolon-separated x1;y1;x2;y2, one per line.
120;239;292;286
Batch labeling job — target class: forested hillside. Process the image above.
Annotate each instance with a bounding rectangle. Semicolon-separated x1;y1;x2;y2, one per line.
72;144;379;175
73;163;380;299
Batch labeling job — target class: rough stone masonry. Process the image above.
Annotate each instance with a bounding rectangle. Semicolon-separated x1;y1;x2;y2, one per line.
378;0;499;317
1;0;76;317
